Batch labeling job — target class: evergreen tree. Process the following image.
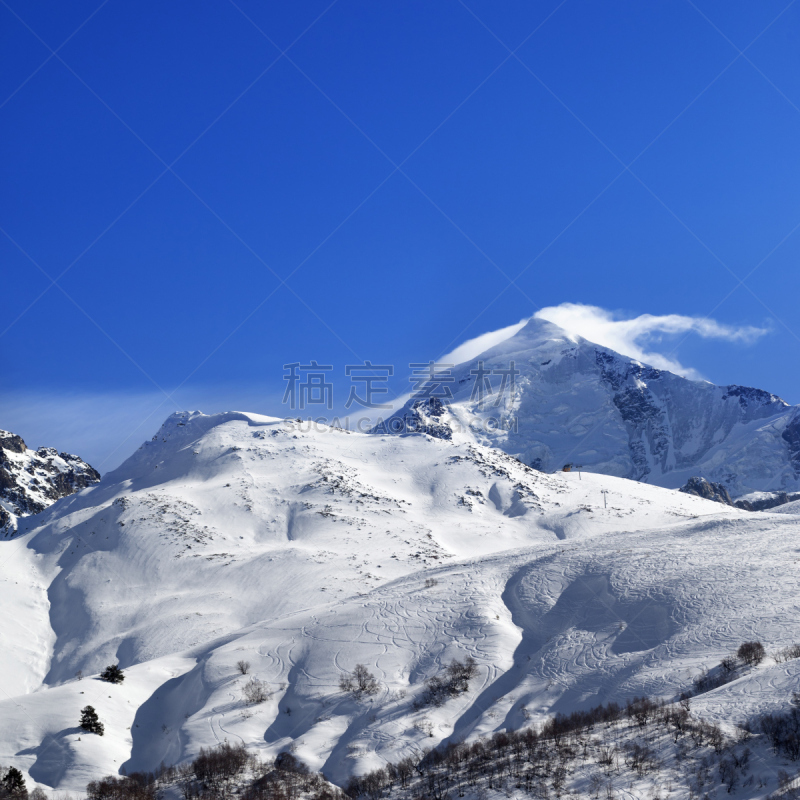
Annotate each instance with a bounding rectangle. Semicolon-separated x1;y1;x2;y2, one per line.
100;664;125;684
79;705;104;736
2;767;26;797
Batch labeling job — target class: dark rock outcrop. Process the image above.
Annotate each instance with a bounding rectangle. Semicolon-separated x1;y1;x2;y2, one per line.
783;409;800;476
370;397;453;440
0;429;100;533
734;491;800;512
678;476;800;512
679;476;734;506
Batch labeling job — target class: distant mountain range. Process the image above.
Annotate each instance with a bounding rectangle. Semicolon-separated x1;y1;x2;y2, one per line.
377;317;800;497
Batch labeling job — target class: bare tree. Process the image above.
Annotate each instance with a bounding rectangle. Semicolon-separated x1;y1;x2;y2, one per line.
737;641;765;666
243;677;269;704
340;664;378;696
236;660;251;675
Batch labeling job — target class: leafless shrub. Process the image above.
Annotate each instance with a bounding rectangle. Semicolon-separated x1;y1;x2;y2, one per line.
236;660;251;675
776;644;800;663
193;742;248;796
624;741;659;777
420;657;477;706
244;752;346;800
625;696;660;728
86;776;157;800
693;659;738;695
339;664;379;696
718;757;740;793
757;705;800;760
738;641;766;666
446;656;478;693
666;707;690;742
720;655;738;674
243;677;270;704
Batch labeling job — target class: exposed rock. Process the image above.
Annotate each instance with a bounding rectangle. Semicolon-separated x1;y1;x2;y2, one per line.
678;479;800;512
783;409;800;476
0;431;26;454
679;476;734;506
734;490;800;512
370;397;453;440
0;429;100;534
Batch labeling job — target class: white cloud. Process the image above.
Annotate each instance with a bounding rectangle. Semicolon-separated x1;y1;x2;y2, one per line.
439;318;530;365
533;303;769;378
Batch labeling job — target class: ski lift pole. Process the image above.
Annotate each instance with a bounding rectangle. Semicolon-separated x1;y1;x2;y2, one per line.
601;489;608;508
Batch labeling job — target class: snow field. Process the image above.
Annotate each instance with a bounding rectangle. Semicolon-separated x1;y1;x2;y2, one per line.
0;410;794;796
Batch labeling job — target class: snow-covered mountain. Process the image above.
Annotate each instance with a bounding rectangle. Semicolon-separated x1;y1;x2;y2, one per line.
2;410;800;796
0;429;100;535
377;317;800;497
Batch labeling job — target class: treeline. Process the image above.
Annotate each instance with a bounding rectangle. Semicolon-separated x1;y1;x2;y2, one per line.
10;639;800;800
346;695;769;799
9;693;800;800
84;744;346;800
749;697;800;762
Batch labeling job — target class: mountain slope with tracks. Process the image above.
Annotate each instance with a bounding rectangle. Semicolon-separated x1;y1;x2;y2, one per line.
0;410;798;796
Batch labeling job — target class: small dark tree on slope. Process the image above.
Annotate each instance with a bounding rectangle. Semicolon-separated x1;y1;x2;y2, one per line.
80;705;105;735
2;767;26;797
100;664;125;684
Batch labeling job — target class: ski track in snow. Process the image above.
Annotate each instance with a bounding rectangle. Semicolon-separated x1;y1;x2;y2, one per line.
0;410;797;795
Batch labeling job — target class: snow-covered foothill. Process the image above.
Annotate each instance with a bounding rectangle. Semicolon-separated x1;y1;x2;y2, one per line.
0;410;796;797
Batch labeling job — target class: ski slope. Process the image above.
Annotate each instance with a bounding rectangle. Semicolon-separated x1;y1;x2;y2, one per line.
0;410;797;795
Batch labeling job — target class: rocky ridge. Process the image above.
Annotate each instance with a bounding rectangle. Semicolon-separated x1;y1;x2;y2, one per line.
0;429;100;534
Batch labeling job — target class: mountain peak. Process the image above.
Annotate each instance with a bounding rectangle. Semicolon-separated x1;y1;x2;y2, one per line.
375;320;797;496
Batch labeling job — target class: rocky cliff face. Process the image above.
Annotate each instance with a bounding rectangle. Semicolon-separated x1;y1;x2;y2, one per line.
0;429;100;534
374;318;799;497
782;408;800;475
679;476;734;505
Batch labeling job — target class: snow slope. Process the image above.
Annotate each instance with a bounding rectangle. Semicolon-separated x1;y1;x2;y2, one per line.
377;317;800;496
0;410;797;795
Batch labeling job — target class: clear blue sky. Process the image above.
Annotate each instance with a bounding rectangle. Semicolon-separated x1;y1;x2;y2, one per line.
2;0;800;469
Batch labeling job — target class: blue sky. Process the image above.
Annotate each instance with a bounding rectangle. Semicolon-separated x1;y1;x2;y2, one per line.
2;0;800;470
